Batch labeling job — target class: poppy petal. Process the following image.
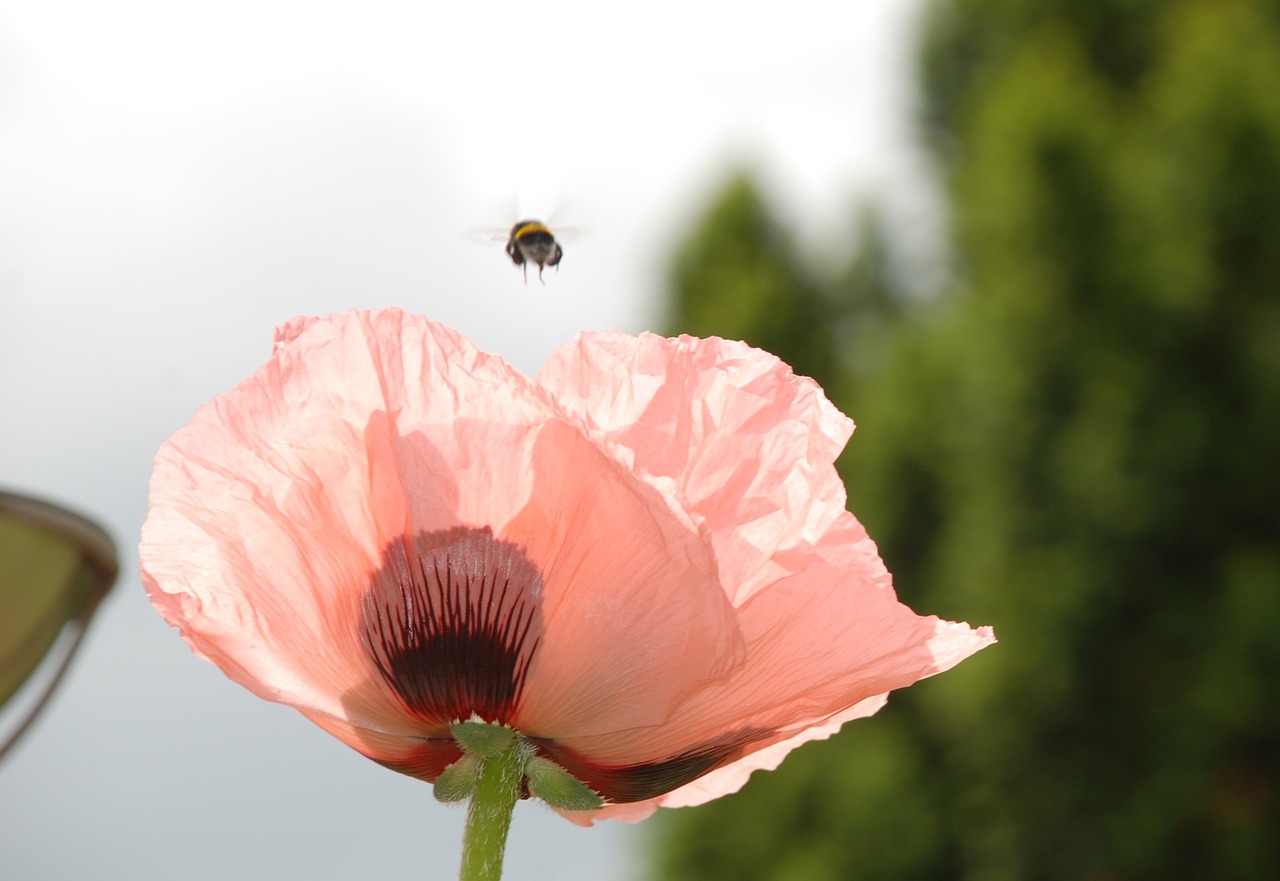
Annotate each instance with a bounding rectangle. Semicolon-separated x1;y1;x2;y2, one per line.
142;310;565;734
504;419;745;741
559;694;889;826
300;709;460;782
548;517;991;767
537;331;854;606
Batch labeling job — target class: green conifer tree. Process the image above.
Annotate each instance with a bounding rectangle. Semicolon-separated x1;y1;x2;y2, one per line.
652;2;1280;879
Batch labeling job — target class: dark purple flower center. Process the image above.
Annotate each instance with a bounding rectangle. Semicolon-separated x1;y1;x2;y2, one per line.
360;527;544;726
359;525;775;804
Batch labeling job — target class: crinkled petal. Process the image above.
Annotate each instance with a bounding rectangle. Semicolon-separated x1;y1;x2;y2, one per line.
141;309;565;733
560;694;889;826
300;709;460;782
565;607;993;824
540;510;988;766
550;513;993;821
537;331;853;606
505;419;745;740
641;618;993;814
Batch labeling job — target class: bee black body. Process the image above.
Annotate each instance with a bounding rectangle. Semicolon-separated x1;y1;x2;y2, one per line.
505;220;563;283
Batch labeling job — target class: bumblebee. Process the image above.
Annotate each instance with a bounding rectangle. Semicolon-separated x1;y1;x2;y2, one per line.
505;219;563;283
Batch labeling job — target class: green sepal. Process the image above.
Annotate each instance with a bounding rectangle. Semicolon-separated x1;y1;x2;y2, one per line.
451;721;517;758
523;755;605;811
434;753;481;803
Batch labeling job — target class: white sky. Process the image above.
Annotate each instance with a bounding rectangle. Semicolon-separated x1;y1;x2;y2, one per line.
0;2;938;879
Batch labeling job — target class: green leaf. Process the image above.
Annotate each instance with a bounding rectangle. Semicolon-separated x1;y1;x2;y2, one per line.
433;754;481;803
523;755;603;811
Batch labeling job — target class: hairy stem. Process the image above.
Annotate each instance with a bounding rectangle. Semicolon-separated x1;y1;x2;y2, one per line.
458;740;529;881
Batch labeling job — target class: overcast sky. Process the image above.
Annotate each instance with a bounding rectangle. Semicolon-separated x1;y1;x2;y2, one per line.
0;2;937;879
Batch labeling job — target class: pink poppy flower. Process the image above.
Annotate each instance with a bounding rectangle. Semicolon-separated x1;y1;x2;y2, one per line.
140;308;993;825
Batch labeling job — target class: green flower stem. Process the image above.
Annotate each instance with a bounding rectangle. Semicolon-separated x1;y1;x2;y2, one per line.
458;740;531;881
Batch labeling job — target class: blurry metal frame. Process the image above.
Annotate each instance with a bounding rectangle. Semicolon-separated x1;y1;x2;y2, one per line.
0;489;118;763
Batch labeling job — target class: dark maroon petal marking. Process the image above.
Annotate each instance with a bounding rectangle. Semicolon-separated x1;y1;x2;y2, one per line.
361;527;545;726
534;728;774;804
368;737;462;783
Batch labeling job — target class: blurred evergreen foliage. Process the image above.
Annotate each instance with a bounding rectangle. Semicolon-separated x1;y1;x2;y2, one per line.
650;1;1280;879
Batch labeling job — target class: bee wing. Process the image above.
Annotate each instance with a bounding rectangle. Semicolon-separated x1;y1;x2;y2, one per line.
541;193;591;241
463;225;512;245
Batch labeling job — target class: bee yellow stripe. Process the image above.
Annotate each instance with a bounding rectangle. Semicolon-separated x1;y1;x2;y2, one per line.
515;222;551;238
